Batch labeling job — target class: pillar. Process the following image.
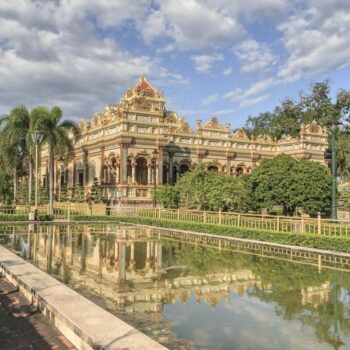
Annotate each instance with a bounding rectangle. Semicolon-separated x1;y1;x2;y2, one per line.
83;148;88;186
226;157;231;175
120;144;128;185
147;162;152;185
158;146;163;186
100;146;105;184
168;152;173;185
116;162;120;184
131;160;136;184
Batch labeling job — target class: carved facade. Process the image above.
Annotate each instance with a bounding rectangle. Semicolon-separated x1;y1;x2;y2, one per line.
39;76;328;204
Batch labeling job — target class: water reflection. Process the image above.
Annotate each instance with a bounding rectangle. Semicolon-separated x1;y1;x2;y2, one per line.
1;223;350;350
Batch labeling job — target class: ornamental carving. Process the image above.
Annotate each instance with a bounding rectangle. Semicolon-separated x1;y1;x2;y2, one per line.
233;128;249;140
203;116;225;130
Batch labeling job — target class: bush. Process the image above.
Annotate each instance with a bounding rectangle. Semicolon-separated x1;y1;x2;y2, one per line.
0;214;54;221
71;215;350;253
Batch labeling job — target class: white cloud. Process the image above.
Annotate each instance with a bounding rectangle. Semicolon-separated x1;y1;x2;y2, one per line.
154;0;243;50
277;4;350;81
224;77;277;102
202;94;219;105
234;39;277;73
240;94;270;107
223;66;233;76
0;0;186;120
191;53;224;74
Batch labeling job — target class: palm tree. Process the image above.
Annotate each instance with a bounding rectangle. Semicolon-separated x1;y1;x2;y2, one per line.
0;106;32;205
31;106;80;214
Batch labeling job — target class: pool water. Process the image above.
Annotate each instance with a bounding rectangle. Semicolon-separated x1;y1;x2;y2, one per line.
1;223;350;350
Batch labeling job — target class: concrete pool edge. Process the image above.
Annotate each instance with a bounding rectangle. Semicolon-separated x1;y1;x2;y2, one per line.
0;245;167;350
119;221;350;259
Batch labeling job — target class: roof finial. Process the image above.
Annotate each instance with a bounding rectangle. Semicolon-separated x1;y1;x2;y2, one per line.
141;73;146;81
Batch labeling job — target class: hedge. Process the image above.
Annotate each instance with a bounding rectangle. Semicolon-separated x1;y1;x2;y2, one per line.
0;214;54;221
72;215;350;253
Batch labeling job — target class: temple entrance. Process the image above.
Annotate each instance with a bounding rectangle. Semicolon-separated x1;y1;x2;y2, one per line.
135;157;148;185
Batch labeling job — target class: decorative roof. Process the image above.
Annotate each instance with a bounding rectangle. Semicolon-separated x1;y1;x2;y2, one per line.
233;128;249;140
256;134;273;143
203;116;225;130
175;118;194;135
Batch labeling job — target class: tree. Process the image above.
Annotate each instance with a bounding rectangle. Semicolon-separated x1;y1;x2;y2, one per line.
0;106;33;205
31;106;80;213
89;177;102;203
156;164;247;211
71;185;85;203
155;185;180;209
0;173;13;204
246;155;331;215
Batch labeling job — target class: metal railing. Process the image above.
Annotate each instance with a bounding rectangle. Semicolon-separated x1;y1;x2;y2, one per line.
2;203;350;237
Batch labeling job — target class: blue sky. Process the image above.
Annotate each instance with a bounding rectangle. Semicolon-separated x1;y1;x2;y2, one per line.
0;0;350;128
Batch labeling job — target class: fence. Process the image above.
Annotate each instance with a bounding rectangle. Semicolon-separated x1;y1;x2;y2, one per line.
2;203;350;238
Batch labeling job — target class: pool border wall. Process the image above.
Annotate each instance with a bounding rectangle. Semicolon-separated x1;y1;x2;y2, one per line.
0;245;167;350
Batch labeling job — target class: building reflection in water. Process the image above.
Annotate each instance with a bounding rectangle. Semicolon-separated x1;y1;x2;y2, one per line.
2;223;350;349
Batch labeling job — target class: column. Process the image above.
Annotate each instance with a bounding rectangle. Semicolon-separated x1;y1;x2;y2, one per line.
226;157;231;175
147;162;152;185
100;146;105;184
119;144;128;185
129;242;135;268
83;148;88;186
168;152;173;185
158;146;163;186
131;160;136;184
116;162;120;184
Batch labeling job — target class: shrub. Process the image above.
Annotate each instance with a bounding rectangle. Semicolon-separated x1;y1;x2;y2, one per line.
0;214;54;221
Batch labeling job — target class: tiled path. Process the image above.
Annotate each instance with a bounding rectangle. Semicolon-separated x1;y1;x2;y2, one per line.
0;275;75;350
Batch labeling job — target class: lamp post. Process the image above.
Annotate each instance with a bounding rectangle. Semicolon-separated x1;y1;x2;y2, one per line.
152;149;159;208
31;131;44;211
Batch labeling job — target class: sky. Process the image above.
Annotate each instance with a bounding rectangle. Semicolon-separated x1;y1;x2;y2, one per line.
0;0;350;128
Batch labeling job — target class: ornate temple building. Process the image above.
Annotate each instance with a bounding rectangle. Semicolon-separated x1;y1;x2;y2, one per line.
39;76;328;204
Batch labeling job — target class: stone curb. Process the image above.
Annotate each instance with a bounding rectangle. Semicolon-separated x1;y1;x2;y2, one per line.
0;245;167;350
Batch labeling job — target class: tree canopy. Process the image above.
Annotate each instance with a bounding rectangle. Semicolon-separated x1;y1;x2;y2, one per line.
246;155;331;215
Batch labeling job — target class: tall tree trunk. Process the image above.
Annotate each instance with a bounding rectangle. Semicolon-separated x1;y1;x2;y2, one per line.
28;156;32;206
49;144;54;214
13;167;17;205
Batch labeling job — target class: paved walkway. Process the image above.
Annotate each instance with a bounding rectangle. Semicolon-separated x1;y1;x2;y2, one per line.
0;275;75;350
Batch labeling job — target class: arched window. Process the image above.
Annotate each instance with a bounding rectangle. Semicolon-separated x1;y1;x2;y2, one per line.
179;164;190;177
208;165;218;173
236;167;244;176
136;157;148;185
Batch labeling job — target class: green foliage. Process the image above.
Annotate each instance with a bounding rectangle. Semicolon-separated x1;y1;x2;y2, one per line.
0;173;13;204
155;185;180;208
246;155;331;215
31;106;80;210
39;184;51;204
0;214;54;221
71;185;85;203
157;164;247;211
245;81;350;139
88;177;102;203
71;215;350;253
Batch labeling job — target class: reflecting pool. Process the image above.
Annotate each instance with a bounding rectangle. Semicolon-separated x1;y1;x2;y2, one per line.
1;223;350;350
